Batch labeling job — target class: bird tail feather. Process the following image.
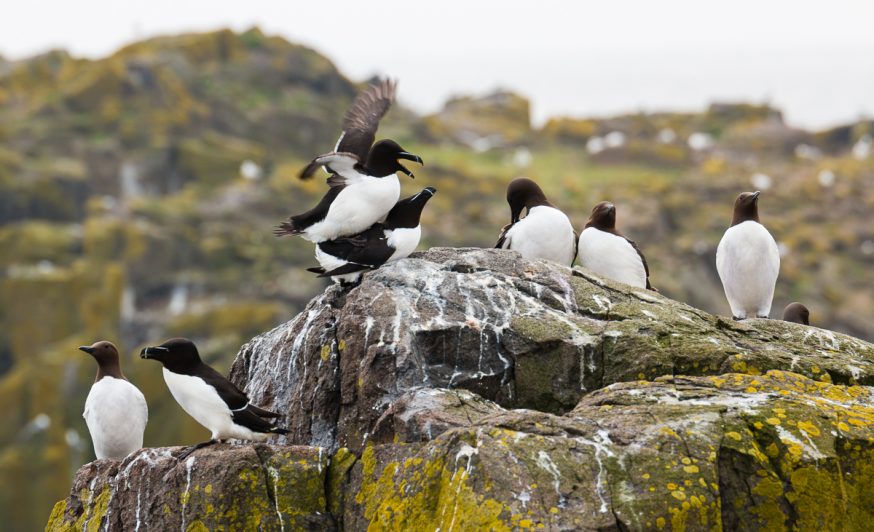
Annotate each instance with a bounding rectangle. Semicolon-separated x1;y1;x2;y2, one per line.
273;219;301;236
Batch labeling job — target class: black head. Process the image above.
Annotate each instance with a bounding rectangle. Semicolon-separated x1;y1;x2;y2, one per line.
79;341;124;381
385;187;437;229
731;191;761;226
140;337;202;373
366;139;423;178
782;302;810;325
585;201;617;231
506;177;551;223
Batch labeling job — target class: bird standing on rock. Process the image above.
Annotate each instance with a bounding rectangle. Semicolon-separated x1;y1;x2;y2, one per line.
716;191;780;320
495;177;576;266
308;186;437;285
140;338;288;460
577;201;653;289
79;341;148;461
274;79;423;243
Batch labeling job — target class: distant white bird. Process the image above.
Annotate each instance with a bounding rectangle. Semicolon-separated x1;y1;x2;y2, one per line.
716;191;780;319
496;178;576;266
79;341;148;461
577;201;653;289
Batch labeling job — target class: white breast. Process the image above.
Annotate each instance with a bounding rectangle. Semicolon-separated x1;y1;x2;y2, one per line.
386;226;422;262
304;173;400;242
716;220;780;319
162;368;268;441
577;227;647;288
83;377;148;460
501;206;576;265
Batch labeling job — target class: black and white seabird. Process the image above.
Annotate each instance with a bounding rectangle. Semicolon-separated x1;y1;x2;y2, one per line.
577;201;653;290
308;187;437;284
495;177;576;265
783;302;810;325
274;79;423;243
716;191;780;320
79;341;148;461
140;338;287;459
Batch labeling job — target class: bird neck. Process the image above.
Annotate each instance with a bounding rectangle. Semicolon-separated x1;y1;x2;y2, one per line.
96;361;125;382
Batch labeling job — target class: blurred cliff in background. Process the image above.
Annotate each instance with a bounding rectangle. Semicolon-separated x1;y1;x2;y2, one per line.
0;27;872;529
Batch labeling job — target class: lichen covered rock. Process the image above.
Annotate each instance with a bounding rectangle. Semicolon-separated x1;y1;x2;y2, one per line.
230;247;874;451
49;248;874;530
46;444;333;531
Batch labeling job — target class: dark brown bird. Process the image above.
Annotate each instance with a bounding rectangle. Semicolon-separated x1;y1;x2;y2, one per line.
782;302;810;325
79;341;148;460
577;201;654;290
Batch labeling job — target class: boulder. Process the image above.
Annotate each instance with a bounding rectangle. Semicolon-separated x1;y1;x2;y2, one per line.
48;248;874;530
229;247;874;451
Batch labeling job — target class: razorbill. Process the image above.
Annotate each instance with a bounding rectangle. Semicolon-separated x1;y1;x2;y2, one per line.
308;187;436;284
495;177;576;265
274;79;423;242
716;191;780;320
79;341;148;461
577;201;653;289
140;338;287;459
782;302;810;325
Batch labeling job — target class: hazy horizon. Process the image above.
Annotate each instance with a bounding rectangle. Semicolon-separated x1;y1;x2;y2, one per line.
2;0;873;129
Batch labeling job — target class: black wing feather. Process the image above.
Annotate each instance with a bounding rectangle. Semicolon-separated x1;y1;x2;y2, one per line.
572;230;579;265
191;364;287;434
336;79;396;161
192;364;249;410
231;408;289;435
316;224;395;270
624;236;655;290
495;222;514;249
319;262;374;277
274;186;345;236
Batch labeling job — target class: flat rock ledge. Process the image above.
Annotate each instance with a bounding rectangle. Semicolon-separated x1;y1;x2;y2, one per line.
48;248;874;530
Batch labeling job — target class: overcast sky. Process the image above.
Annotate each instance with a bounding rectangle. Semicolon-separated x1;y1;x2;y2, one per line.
2;0;873;128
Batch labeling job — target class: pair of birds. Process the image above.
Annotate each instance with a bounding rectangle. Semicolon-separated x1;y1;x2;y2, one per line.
80;338;285;462
495;177;654;290
497;180;811;323
274;79;434;284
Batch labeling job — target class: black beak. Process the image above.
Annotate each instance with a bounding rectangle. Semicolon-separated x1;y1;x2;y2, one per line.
78;346;94;354
140;346;168;359
510;204;524;224
397;152;423;179
397;164;415;178
752;191;761;200
397;152;424;166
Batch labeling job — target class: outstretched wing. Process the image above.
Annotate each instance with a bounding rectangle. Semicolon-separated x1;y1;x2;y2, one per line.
299;152;361;181
336;79;396;161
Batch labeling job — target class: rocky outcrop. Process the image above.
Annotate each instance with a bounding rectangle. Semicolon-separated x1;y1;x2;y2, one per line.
48;248;874;530
229;247;874;452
